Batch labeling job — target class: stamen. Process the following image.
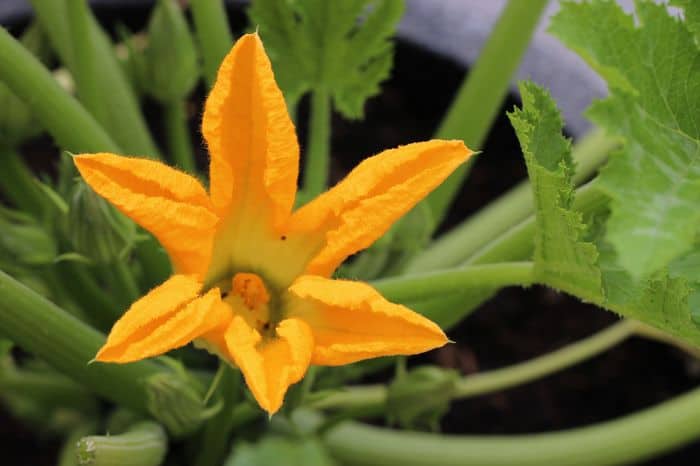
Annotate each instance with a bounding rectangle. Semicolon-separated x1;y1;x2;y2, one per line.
232;272;270;310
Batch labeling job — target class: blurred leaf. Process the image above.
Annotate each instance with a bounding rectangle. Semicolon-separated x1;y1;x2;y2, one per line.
249;0;404;118
226;436;336;466
550;0;700;278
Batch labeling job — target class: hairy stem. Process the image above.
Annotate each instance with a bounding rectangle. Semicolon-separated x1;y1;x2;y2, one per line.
373;262;534;303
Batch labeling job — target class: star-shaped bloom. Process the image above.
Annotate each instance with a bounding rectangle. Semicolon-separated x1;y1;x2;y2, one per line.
75;33;473;414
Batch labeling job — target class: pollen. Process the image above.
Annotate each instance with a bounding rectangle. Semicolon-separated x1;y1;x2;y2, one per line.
232;273;270;310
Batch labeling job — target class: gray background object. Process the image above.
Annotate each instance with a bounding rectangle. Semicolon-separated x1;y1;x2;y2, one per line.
1;0;642;136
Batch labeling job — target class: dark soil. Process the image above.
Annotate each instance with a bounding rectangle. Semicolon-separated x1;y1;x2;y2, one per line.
3;3;700;465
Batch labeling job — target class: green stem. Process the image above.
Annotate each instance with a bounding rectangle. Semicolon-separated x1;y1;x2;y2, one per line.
453;319;635;398
0;147;47;216
66;0;106;125
303;89;332;199
163;100;196;173
307;382;700;466
110;259;140;308
424;0;550;224
76;421;167;466
0;270;163;413
30;0;160;157
403;183;608;331
308;320;636;413
408;129;617;273
190;0;233;88
195;366;241;466
373;262;534;303
0;28;120;153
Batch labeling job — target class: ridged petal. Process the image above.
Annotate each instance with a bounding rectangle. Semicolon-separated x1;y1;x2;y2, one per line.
95;276;229;362
290;140;472;276
74;153;218;277
289;275;448;365
202;32;299;231
224;316;312;415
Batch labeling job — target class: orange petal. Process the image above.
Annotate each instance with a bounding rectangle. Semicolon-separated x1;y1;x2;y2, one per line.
224;316;312;415
74;153;219;277
288;275;448;366
289;140;473;276
202;33;299;231
96;276;229;362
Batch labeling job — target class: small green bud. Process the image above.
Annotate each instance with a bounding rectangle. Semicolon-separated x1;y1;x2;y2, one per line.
0;207;56;266
145;372;220;437
140;0;199;102
386;365;460;431
67;181;134;264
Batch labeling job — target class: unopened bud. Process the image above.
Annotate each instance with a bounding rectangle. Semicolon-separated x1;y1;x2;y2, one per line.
67;181;133;264
386;365;459;431
145;372;220;437
140;0;199;102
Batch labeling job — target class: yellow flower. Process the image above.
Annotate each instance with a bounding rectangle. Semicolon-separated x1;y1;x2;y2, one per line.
75;33;473;415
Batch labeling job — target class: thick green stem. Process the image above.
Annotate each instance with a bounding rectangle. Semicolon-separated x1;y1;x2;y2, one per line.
0;28;120;153
30;0;160;157
0;270;162;413
303;89;332;199
408;129;617;273
195;366;242;466
373;262;534;303
424;0;550;223
190;0;233;88
163;100;196;173
308;320;636;413
0;147;46;216
76;422;167;466
307;381;700;466
66;0;106;125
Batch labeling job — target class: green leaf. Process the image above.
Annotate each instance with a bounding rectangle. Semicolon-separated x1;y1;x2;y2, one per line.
511;80;700;347
248;0;404;118
509;82;603;301
671;0;700;44
549;0;700;278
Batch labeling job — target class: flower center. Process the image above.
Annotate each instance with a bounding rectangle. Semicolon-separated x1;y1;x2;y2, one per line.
232;272;270;310
224;272;277;335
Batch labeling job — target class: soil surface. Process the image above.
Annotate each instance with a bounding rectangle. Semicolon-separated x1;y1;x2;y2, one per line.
3;4;700;465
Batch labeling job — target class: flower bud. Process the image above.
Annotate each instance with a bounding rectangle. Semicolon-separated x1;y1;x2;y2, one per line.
67;181;134;264
386;365;459;431
145;372;219;437
139;0;199;102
